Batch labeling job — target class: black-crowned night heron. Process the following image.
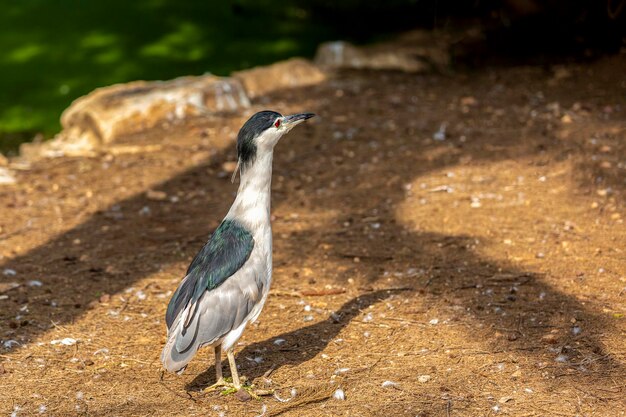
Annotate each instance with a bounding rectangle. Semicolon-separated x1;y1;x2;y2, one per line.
161;110;315;392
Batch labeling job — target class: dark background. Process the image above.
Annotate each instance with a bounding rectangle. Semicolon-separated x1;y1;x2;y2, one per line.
0;0;624;153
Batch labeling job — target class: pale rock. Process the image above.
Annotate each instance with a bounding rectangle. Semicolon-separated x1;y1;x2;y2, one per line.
234;58;326;99
22;75;250;160
332;388;346;400
0;167;16;185
315;30;451;73
418;374;431;383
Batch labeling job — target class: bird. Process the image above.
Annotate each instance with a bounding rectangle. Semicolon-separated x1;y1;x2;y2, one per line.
161;110;315;392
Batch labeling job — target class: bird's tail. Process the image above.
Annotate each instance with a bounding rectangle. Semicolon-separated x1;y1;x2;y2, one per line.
161;304;202;374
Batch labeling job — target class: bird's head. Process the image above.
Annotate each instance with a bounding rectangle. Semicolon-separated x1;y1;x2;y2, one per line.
235;110;315;176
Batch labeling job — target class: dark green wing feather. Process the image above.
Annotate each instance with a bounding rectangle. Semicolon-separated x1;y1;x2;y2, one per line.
165;219;254;329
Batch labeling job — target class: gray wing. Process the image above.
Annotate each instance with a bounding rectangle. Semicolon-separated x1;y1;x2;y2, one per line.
165;219;254;330
161;249;269;372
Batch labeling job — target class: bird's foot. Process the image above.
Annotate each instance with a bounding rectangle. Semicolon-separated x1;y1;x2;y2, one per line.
204;377;231;392
205;377;273;400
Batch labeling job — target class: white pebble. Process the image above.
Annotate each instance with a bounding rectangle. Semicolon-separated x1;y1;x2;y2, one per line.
524;388;533;394
76;391;84;400
362;312;374;322
134;290;147;301
332;388;345;400
571;326;581;335
273;338;286;345
303;315;314;322
51;338;77;346
555;354;568;363
38;405;47;414
94;348;109;355
381;380;399;388
303;305;311;312
418;375;431;383
3;268;16;276
28;280;43;287
0;167;16;185
429;318;439;325
433;123;447;141
334;367;350;375
3;340;20;349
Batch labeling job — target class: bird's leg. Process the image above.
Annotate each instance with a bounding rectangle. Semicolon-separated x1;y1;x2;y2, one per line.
204;346;227;391
227;349;241;389
214;345;224;384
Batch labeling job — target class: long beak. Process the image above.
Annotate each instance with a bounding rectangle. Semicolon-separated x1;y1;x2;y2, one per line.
282;112;316;128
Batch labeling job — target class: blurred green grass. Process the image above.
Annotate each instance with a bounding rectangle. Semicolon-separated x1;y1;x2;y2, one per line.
0;0;353;154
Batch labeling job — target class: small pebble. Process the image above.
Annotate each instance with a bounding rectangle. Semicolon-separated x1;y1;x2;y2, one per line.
51;338;77;346
418;375;431;383
3;268;16;276
332;388;345;400
433;123;447;141
3;340;19;349
382;380;399;388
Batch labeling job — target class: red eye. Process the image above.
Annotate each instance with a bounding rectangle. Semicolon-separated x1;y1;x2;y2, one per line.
274;119;281;128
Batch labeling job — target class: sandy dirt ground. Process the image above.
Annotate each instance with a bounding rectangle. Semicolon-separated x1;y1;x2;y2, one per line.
1;55;625;416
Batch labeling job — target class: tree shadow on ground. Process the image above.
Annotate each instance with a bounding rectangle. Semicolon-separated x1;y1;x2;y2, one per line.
1;67;624;407
186;289;399;391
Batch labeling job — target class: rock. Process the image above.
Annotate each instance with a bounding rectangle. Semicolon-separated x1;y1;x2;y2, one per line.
146;189;168;201
315;31;451;73
22;75;250;160
332;388;346;400
221;161;238;173
20;132;99;160
234;58;326;99
234;389;252;402
315;41;366;69
0;167;16;185
541;333;558;344
418;375;431;383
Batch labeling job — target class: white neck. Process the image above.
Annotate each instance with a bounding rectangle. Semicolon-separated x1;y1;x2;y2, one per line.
226;152;274;232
